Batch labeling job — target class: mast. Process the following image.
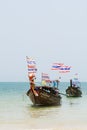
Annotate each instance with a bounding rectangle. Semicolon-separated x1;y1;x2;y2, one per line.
70;79;72;87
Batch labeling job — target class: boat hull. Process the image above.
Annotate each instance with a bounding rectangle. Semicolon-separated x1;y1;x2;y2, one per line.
27;87;61;106
66;86;82;97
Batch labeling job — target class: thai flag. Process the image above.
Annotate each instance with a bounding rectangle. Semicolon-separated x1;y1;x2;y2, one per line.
42;73;50;82
51;63;64;70
59;66;71;73
26;56;37;74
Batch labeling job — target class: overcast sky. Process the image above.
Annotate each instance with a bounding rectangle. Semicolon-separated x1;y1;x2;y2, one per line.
0;0;87;82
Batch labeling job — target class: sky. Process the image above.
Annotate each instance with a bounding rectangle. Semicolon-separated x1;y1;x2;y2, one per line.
0;0;87;82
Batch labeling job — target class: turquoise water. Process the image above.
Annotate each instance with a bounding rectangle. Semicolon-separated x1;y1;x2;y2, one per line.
0;82;87;128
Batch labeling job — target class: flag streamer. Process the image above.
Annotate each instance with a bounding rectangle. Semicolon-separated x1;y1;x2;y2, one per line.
26;56;37;75
51;62;71;73
41;73;50;82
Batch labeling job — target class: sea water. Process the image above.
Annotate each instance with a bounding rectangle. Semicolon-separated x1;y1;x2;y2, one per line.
0;82;87;129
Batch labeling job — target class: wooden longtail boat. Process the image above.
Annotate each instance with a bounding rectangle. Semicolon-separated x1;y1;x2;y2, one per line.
66;79;82;97
26;85;61;106
26;74;61;106
26;56;61;106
